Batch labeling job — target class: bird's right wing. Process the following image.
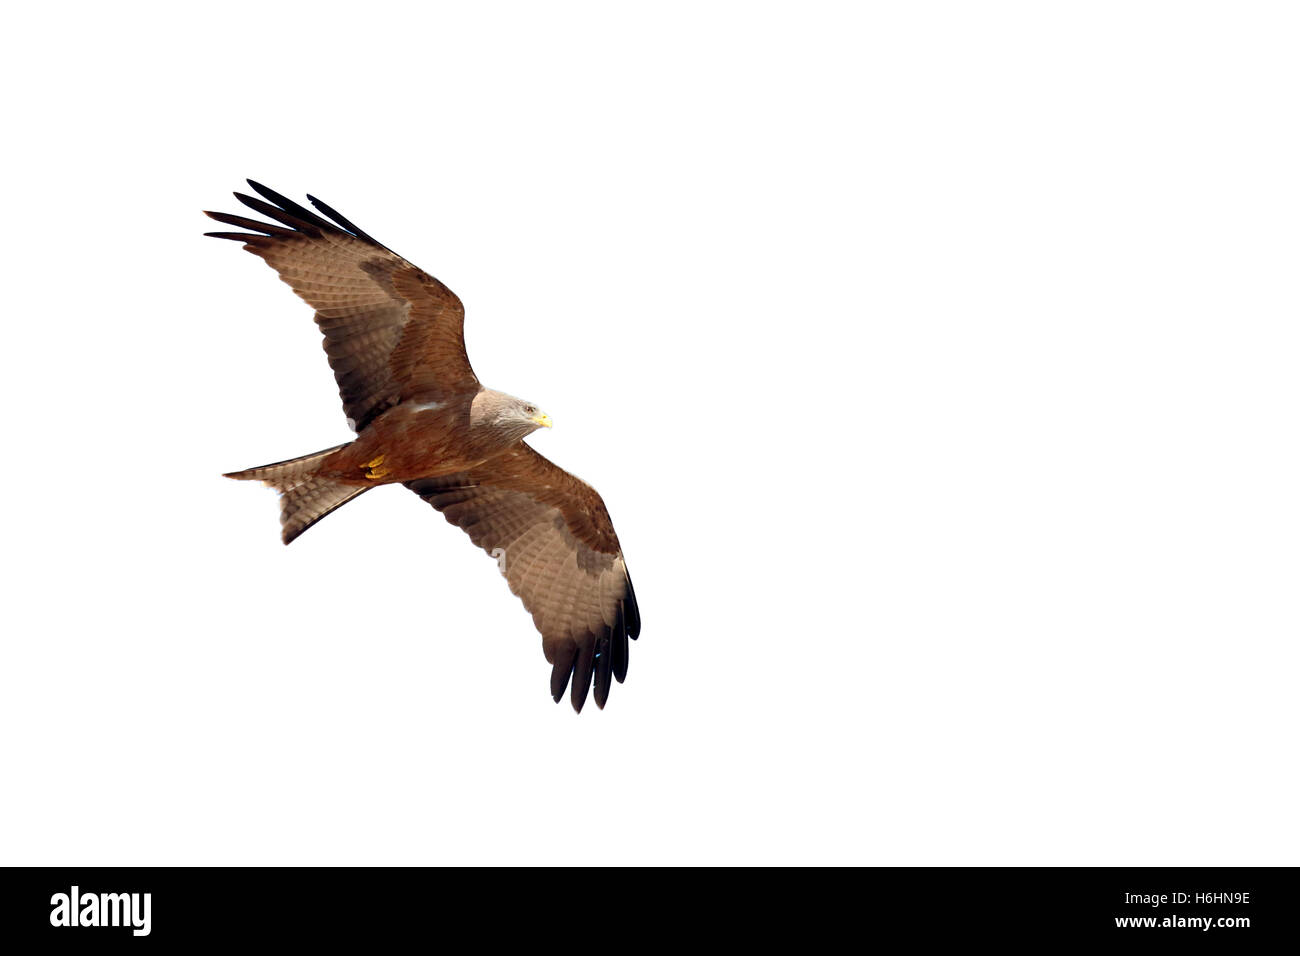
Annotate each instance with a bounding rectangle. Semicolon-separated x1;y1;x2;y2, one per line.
406;444;641;712
204;181;478;432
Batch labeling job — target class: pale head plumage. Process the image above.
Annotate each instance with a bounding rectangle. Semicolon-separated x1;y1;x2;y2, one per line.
471;388;553;443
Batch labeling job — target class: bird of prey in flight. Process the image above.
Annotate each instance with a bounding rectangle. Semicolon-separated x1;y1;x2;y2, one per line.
206;181;640;711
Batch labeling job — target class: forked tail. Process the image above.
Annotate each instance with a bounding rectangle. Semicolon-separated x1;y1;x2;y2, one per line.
224;444;369;544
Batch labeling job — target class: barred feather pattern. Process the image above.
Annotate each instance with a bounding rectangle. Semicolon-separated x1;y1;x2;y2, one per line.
204;181;475;432
406;445;640;712
224;444;368;545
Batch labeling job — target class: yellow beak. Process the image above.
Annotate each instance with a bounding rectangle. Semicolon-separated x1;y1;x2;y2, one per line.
533;414;553;429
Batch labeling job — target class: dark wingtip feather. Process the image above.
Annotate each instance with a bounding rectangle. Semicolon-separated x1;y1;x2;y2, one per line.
306;193;376;242
243;180;337;232
612;603;629;684
570;643;595;713
204;231;265;242
593;633;613;709
233;192;327;237
623;572;641;640
204;210;296;237
550;644;576;703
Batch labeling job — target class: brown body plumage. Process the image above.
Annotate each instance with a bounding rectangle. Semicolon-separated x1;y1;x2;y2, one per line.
318;394;524;485
207;181;640;711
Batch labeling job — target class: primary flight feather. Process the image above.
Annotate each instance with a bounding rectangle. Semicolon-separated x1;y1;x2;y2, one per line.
206;181;640;711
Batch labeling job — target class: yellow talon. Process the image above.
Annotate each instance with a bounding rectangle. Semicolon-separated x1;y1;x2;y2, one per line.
363;454;389;480
364;455;385;468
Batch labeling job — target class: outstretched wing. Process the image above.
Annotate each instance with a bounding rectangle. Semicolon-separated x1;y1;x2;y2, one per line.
204;181;478;432
406;444;641;712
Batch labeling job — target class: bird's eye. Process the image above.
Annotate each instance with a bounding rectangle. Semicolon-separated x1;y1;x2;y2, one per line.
524;405;535;414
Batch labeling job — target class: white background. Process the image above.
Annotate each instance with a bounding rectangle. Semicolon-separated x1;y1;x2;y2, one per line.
1;2;1296;865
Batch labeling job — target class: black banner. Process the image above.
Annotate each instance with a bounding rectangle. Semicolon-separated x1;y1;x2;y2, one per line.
0;867;1293;945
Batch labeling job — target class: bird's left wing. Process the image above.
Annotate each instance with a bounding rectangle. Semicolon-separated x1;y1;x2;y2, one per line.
406;444;641;712
204;181;478;431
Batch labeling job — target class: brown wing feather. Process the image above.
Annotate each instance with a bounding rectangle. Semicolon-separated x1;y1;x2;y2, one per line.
405;444;640;712
388;268;480;401
204;181;477;430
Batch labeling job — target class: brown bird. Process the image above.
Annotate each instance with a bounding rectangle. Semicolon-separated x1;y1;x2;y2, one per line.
206;181;640;711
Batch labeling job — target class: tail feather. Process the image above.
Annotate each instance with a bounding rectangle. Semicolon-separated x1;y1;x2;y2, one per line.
224;444;368;544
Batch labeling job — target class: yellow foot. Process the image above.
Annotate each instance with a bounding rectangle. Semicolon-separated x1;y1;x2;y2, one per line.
363;455;390;480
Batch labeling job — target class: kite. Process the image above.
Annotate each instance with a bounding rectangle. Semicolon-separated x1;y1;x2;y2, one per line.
205;181;641;711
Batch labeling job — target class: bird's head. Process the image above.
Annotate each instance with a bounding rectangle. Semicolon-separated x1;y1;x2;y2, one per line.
514;398;553;434
474;389;553;441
